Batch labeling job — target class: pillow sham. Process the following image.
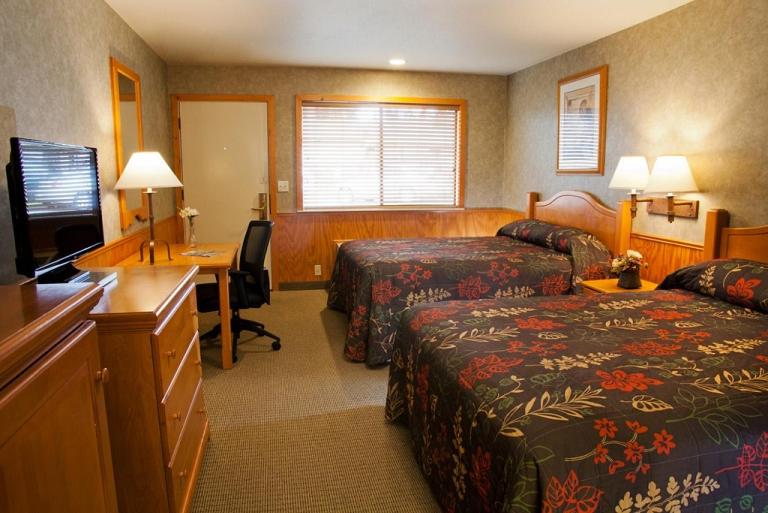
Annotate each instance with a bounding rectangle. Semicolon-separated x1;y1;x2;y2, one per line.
497;219;612;285
658;259;768;312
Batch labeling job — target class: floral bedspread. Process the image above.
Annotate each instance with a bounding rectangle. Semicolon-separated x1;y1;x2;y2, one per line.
386;289;768;513
328;235;606;366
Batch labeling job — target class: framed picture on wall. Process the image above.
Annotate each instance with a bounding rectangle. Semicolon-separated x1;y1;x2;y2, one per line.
556;65;608;175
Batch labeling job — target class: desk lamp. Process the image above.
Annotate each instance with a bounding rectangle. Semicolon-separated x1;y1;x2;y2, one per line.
114;152;183;263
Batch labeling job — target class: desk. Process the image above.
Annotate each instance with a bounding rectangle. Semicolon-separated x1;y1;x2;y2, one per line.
116;243;239;369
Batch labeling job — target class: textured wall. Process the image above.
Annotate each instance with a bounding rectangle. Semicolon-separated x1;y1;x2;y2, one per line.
167;66;508;212
0;0;173;283
504;0;768;243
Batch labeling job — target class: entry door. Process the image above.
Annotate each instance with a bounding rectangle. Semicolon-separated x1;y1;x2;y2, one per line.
179;101;271;272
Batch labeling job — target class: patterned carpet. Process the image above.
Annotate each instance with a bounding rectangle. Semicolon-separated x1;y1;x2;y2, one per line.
191;289;440;513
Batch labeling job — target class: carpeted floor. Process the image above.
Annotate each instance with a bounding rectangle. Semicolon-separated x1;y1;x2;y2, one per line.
191;289;440;513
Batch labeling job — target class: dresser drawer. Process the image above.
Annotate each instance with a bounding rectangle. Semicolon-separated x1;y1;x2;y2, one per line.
161;333;202;461
167;383;207;513
153;284;197;392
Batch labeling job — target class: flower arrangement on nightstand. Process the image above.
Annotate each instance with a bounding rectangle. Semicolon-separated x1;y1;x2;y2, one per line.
611;249;649;289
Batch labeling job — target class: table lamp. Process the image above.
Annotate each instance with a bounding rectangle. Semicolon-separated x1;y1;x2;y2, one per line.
114;151;183;263
644;155;699;223
608;156;650;218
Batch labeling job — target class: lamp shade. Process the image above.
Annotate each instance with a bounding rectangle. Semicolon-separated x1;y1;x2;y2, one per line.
114;151;183;190
608;156;649;191
645;155;698;193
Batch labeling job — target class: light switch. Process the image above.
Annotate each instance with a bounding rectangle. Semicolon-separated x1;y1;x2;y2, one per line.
277;180;290;192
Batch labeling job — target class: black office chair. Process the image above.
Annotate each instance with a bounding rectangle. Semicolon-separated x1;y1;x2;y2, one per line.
196;220;280;363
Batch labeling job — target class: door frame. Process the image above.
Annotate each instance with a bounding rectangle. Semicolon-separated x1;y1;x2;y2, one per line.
170;94;278;243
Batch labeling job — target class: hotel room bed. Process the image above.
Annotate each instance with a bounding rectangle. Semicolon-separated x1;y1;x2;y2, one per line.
385;224;768;513
328;191;621;366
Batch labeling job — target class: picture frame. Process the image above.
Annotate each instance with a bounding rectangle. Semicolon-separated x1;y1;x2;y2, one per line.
556;65;608;175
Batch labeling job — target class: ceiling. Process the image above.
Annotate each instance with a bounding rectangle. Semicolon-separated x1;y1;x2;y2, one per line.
105;0;692;75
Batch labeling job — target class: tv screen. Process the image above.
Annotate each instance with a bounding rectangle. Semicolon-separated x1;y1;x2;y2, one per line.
6;137;104;281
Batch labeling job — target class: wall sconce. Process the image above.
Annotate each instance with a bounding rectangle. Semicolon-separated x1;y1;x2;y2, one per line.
608;156;652;218
644;156;699;223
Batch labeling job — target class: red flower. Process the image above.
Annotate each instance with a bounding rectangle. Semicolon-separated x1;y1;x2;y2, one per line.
516;317;565;330
409;306;458;331
594;443;608;464
624;441;645;464
458;354;523;390
727;277;760;304
757;355;768;364
542;274;570;295
371;279;401;305
625;420;649;434
457;275;491;299
623;341;681;356
583;263;608;280
596;370;662;392
395;263;432;286
652;429;676;455
642;309;692;320
594;418;618;439
469;447;492;511
537;298;589;311
608;460;625;475
542;470;604;513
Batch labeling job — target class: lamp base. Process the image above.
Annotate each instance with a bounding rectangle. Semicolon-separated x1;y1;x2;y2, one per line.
139;239;172;264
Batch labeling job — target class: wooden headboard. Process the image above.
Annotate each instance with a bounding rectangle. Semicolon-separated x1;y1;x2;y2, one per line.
526;191;625;256
716;224;768;263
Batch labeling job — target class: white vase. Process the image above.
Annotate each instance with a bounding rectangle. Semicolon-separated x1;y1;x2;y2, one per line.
187;217;197;248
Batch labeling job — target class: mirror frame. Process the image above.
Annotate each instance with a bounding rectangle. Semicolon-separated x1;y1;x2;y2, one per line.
110;57;147;230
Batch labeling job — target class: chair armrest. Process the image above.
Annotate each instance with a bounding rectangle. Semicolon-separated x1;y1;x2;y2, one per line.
228;269;250;305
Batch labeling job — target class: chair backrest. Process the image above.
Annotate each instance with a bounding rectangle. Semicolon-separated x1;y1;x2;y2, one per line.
239;220;273;297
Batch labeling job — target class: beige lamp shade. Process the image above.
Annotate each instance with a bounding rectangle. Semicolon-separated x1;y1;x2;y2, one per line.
114;151;183;190
608;156;649;191
645;155;698;193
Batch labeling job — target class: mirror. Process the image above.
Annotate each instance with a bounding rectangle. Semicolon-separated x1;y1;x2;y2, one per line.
110;57;147;230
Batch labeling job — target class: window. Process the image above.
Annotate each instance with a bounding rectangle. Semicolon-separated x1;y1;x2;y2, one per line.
297;95;466;210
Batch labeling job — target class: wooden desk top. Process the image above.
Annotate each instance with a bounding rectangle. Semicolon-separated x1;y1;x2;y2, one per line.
86;266;199;329
0;282;103;389
581;278;658;294
116;243;239;270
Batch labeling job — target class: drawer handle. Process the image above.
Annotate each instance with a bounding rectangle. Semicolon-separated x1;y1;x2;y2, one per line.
164;349;177;359
172;411;182;421
194;359;202;366
178;469;188;482
95;368;110;384
197;407;207;415
190;308;197;316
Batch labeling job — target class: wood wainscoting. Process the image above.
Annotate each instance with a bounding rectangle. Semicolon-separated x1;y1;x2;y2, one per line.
272;208;524;287
629;209;730;283
629;233;704;284
75;216;179;268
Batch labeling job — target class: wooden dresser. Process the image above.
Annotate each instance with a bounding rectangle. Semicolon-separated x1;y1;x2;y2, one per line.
87;266;208;513
0;283;117;513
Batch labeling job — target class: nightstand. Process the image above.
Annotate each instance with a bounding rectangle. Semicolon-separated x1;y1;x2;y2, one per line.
581;278;658;295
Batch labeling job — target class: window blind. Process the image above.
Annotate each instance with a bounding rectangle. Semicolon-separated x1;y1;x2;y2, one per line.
300;100;462;210
19;142;99;217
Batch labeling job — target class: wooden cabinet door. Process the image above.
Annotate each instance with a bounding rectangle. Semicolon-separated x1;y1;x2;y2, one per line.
0;321;117;513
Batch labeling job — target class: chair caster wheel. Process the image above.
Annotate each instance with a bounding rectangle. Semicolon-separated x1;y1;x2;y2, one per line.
272;341;281;351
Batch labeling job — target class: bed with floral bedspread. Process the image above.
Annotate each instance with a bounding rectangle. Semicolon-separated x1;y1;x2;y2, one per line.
386;259;768;513
328;220;612;366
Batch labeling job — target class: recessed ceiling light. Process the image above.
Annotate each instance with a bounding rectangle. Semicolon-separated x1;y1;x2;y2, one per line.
389;58;406;66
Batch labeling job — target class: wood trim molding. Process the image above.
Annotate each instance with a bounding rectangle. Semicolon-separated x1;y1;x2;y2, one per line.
170;93;278;241
718;223;768;263
294;94;468;211
74;216;178;269
630;232;704;251
703;209;731;259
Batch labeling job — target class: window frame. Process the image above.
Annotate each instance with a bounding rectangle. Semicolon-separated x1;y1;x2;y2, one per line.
295;94;467;212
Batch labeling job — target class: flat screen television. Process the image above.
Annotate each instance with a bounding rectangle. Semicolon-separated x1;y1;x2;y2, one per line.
6;137;104;283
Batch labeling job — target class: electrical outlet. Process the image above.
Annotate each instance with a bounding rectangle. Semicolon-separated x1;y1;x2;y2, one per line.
314;264;322;276
277;180;290;192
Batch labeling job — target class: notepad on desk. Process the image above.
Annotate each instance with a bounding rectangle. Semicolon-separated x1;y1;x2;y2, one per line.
181;250;222;257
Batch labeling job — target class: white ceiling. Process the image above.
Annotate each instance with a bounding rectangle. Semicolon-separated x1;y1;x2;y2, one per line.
105;0;692;75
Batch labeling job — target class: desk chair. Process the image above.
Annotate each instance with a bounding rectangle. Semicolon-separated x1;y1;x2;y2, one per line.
196;220;280;363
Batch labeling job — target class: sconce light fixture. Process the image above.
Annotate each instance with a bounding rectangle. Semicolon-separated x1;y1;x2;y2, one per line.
609;156;652;218
644;155;699;223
